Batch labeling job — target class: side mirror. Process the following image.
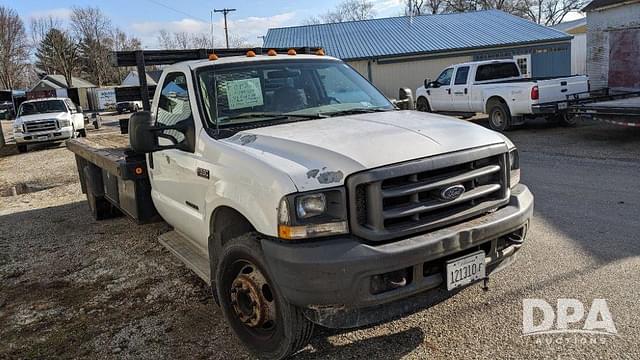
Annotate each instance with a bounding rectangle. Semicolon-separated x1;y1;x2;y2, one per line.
77;106;83;113
129;111;196;154
424;78;431;88
129;111;158;153
397;88;415;111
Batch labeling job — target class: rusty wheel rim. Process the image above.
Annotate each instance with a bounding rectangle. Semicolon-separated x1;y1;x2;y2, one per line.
230;263;277;330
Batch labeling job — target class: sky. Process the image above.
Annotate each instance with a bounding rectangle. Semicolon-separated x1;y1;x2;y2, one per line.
5;0;582;49
4;0;407;48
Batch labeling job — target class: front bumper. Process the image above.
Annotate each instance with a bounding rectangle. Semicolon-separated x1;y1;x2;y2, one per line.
14;127;74;144
261;184;533;328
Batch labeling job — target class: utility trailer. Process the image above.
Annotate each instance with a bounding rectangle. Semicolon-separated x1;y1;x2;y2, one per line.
567;88;640;127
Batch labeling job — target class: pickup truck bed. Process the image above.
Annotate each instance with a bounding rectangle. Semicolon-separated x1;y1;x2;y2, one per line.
68;133;159;223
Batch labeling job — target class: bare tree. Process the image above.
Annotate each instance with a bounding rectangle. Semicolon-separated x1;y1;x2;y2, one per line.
70;6;114;86
0;6;30;89
405;0;447;15
517;0;586;25
157;30;216;49
305;0;376;24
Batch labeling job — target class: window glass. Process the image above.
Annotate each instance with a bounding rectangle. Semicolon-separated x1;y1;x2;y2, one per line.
454;66;470;85
65;99;77;113
197;60;393;127
156;72;192;144
475;63;520;82
18;100;66;116
436;68;454;86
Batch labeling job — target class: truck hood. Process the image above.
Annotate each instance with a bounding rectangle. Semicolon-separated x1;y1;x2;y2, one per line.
16;112;69;124
222;110;507;191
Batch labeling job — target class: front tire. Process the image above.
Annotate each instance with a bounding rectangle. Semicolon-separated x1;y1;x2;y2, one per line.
488;102;512;131
17;144;27;153
416;97;431;112
216;233;313;360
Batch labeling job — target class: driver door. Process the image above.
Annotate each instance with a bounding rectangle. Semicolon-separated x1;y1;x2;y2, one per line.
428;68;453;112
149;71;208;246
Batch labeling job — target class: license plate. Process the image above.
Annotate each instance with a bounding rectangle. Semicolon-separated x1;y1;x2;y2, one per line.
558;102;568;110
37;135;48;140
446;251;486;291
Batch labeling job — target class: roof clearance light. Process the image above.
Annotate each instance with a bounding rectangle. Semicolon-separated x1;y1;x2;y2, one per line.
315;48;325;56
287;49;297;55
246;50;256;57
208;53;218;61
267;49;277;56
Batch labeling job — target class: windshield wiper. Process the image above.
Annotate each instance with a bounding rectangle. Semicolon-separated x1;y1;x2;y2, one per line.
221;112;327;123
320;108;392;117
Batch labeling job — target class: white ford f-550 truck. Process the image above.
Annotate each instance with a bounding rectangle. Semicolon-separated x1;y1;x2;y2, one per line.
67;48;533;360
13;97;86;153
415;59;589;131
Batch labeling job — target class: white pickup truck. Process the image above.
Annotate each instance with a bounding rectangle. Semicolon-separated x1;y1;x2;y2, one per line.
68;49;533;360
13;97;86;153
415;60;589;131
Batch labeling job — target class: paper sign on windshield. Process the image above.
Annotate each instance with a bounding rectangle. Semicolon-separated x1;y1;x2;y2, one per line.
226;78;264;110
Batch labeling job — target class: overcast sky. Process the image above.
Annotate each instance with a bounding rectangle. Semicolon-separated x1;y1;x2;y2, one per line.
5;0;407;48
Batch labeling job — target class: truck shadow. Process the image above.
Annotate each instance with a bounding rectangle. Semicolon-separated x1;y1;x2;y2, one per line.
294;327;425;360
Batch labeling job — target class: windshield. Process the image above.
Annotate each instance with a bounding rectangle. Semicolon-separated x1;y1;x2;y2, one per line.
18;100;67;116
197;59;394;127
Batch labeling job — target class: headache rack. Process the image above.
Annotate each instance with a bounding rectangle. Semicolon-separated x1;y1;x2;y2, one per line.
111;47;322;111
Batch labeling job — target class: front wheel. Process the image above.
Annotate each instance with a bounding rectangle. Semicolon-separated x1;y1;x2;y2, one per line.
17;144;27;153
416;97;431;112
216;233;314;360
488;102;512;131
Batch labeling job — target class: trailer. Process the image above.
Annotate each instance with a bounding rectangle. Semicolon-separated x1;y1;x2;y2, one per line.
567;88;640;127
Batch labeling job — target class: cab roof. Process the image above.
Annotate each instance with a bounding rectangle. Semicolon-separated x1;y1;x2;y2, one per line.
173;54;341;72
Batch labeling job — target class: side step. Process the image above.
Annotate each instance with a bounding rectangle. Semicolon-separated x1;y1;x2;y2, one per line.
158;230;211;283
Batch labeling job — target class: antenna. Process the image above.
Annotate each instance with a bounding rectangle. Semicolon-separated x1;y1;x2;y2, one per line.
214;8;237;49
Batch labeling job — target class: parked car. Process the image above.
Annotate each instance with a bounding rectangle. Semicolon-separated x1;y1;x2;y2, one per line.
116;100;142;114
415;60;589;131
68;49;533;360
13;97;86;153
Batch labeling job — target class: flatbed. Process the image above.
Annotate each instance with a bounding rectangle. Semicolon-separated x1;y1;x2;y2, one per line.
68;132;158;223
568;89;640;127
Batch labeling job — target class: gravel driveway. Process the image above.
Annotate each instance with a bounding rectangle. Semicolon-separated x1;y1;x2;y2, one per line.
1;116;639;359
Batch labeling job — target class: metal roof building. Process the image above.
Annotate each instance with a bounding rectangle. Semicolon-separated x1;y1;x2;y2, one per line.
265;10;574;97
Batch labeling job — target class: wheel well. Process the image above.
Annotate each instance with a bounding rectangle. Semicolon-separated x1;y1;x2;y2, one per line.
208;206;255;288
485;96;507;113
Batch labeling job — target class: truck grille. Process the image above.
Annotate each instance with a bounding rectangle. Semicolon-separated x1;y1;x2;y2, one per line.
25;119;57;133
347;144;510;242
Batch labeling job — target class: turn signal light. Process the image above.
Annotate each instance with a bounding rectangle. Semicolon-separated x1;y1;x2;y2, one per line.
530;85;539;100
208;53;218;61
246;50;256;57
267;49;277;56
315;48;325;56
287;49;297;55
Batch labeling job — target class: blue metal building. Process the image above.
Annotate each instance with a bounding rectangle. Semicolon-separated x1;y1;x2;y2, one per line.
265;10;573;97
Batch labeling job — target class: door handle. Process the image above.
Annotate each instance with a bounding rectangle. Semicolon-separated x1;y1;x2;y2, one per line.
446;88;451;95
464;88;468;94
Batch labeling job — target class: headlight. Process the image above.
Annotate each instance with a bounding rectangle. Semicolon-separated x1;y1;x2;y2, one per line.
509;148;520;188
58;119;71;127
12;123;22;133
277;188;348;240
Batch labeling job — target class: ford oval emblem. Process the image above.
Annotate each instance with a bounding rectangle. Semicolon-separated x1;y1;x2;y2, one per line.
440;184;465;201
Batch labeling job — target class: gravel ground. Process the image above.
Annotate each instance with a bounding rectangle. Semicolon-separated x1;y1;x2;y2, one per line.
1;116;639;359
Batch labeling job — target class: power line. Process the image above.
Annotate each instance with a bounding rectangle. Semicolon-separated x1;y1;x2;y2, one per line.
144;0;208;22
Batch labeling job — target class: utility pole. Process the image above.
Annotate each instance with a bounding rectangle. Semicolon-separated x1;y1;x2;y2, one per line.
214;8;237;48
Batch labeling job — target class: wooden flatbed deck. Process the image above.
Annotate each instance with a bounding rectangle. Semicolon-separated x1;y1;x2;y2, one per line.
66;133;131;177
